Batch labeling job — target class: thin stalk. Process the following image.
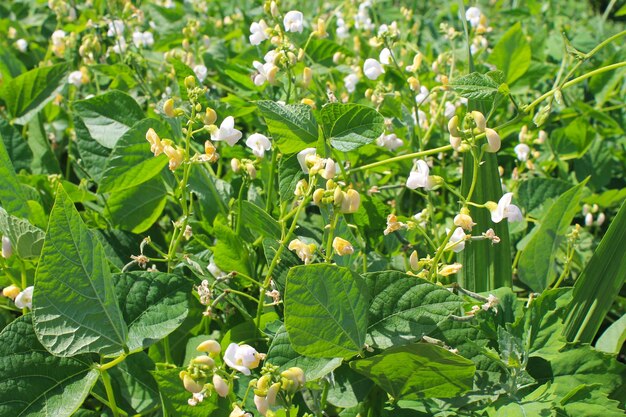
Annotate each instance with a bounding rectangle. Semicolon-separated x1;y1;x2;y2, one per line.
99;352;128;371
100;369;121;417
324;211;340;262
347;145;452;174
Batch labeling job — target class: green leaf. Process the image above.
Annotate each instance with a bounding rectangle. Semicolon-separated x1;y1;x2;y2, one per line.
596;313;626;355
105;177;168;233
240;201;281;239
450;71;506;100
152;368;228;417
285;264;369;358
364;271;463;349
74;115;111;182
518;180;587;292
0;315;99;417
0;207;44;259
0;117;32;172
321;103;385;152
487;22;531;84
306;39;353;66
73;90;144;149
556;384;626;417
33;185;128;357
99;119;169;193
0;63;69;124
27;114;61;174
278;153;304;203
266;324;343;381
564;199;626;343
517;178;574;213
0;130;31;219
326;364;374;408
212;218;251;276
257;101;318;154
350;343;475;400
114;271;191;353
487;383;557;417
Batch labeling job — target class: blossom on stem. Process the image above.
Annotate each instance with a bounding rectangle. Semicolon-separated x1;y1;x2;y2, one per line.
363;58;385;80
246;133;271;158
249;19;269;45
211;116;242;146
406;160;437;190
333;237;354;256
15;286;34;309
445;228;467;253
283;10;304;33
489;193;523;223
223;343;263;375
288;239;317;264
514;143;531;161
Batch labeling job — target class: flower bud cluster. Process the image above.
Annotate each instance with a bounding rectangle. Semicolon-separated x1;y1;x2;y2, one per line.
250;364;306;416
311;179;361;214
448;111;501;153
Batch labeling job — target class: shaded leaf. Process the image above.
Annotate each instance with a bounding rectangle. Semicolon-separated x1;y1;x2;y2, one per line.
257;101;318;154
321;103;385;152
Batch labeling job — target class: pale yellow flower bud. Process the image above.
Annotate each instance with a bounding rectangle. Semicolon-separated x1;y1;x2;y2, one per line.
163;98;176;117
332;237;354;256
409;250;419;271
184;75;196;89
447;115;459;137
2;284;21;300
454;213;476;231
204;108;217;125
204;140;219;163
302;67;312;88
182;373;203;393
449;135;462;151
471;111;486;132
192;355;215;367
340;189;360;213
485;128;501;153
439;263;463;276
301;98;316;109
145;128;164;156
407;76;420;91
163;141;184;171
213;374;230;397
312;188;325;205
281;367;306;393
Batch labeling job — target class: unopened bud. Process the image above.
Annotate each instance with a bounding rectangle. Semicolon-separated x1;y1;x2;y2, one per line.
270;1;279;17
301;98;316;109
182;374;203;393
332;237;354;256
302;67;312;88
231;158;241;173
2;236;12;259
485;128;501;153
203;108;217;125
192;355;215;367
163;98;176;117
471;111;486;132
212;374;229;397
2;284;20;300
197;339;221;354
447;115;459;137
454;213;476;231
184;75;196;89
449;135;461;151
340;189;360;213
407;76;420;91
409;250;419;271
313;188;325;205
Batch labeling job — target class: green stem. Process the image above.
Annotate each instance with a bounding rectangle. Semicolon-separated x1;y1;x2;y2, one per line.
236;178;247;236
100;369;121;417
162;336;174;365
347;145;452;174
225;288;260;303
266;150;278;214
254;179;315;330
99;352;127;371
524;61;626;113
429;227;457;282
324;211;340;262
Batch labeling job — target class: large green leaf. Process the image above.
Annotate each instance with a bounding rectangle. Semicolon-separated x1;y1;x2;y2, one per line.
33;185;128;357
114;271;191;353
0;118;32;172
0;207;44;259
321;103;385;152
105;177;168;233
517;177;574;213
326;365;374;408
278;153;304;202
0;63;69;124
350;343;475;400
99;119;169;193
564;199;626;343
0;315;99;417
364;271;463;349
240;201;281;239
0;132;31;219
266;324;343;381
518;181;586;292
212;218;251;276
487;22;531;84
73;90;144;149
257;101;318;154
450;71;506;101
285;264;369;358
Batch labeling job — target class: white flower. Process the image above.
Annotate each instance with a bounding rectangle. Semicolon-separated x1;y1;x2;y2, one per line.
51;30;66;46
245;133;271;158
213;374;230;397
288;239;316;263
406;160;436;190
336;17;349;38
415;86;430;105
68;71;84;87
321;159;336;180
132;31;154;48
514;143;531;161
297;148;317;173
490;193;523;223
376;133;403;151
283;10;304;33
264;49;277;64
444;102;457;119
193;65;208;82
230;405;253;417
465;7;482;28
252;61;278;86
111;37;127;54
15;39;28;52
223;343;262;375
379;48;393;65
211;116;242;146
363;58;384;80
446;227;467;253
585;212;594;227
249;19;269;45
2;236;12;259
344;73;359;93
107;19;125;37
15;286;33;309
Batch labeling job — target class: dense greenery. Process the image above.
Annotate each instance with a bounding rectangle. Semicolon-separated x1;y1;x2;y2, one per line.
0;0;625;416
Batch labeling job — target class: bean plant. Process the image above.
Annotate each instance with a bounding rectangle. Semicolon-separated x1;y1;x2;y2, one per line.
0;0;625;416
